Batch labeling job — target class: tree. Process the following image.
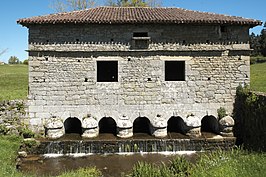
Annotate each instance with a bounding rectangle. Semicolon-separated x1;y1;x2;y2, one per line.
249;32;261;56
8;56;20;64
51;0;162;12
23;59;29;65
260;22;266;56
51;0;96;12
106;0;161;7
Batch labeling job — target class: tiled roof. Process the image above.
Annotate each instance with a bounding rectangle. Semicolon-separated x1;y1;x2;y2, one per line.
17;7;262;27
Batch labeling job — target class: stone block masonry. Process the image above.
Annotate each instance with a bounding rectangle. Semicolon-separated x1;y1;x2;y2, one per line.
27;23;250;138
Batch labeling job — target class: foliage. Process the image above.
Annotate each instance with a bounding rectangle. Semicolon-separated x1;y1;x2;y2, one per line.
250;56;266;64
8;56;20;64
106;0;161;7
129;149;266;177
190;149;266;177
59;167;102;177
250;62;266;93
51;0;96;12
23;59;28;65
233;85;266;151
249;22;266;57
217;107;227;119
0;135;29;177
0;64;28;101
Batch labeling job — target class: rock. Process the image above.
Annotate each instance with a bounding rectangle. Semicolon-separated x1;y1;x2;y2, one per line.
185;115;201;127
117;115;132;129
45;117;63;129
44;116;64;139
219;116;234;127
18;151;27;158
219;116;234;137
82;116;98;129
184;115;202;137
117;115;133;138
81;114;99;138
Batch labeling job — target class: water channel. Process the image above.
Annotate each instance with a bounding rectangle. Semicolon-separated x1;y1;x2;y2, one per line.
19;132;235;176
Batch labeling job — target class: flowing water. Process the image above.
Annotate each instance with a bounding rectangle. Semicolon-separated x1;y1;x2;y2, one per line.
19;132;235;176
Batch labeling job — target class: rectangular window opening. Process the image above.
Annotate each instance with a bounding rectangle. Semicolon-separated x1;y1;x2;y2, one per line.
133;32;148;37
165;61;185;81
97;61;118;82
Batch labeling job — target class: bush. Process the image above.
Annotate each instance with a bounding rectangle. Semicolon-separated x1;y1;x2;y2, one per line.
58;167;102;177
23;60;28;65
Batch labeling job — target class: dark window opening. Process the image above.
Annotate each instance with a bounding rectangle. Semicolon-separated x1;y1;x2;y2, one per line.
201;116;219;134
165;61;185;81
99;117;117;135
64;117;82;134
97;61;118;82
133;117;151;134
133;32;148;37
167;116;186;134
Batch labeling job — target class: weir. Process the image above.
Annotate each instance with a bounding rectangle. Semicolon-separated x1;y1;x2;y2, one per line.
30;134;235;155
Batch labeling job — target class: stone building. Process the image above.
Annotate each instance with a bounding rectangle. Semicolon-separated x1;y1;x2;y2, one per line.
18;7;261;138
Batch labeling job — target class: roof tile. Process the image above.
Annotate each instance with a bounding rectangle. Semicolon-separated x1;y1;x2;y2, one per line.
17;7;262;27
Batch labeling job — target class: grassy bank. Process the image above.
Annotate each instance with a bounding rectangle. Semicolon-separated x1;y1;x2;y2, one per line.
130;149;266;177
0;65;28;101
250;62;266;92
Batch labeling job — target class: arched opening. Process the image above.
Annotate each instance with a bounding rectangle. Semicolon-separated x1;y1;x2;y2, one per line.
99;117;117;135
201;115;219;134
167;116;186;134
64;117;82;135
133;117;151;134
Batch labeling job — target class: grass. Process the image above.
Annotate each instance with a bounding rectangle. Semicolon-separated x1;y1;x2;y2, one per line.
250;62;266;93
129;149;266;177
0;65;28;101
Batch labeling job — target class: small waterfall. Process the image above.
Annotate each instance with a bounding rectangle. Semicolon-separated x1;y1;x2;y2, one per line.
40;137;236;156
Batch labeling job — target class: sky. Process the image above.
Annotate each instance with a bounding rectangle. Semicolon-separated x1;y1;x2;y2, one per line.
0;0;265;63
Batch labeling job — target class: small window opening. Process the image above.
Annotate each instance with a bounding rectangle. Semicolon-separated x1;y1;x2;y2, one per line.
45;57;48;61
110;38;114;42
133;32;148;37
97;61;118;82
165;61;185;81
208;77;211;81
84;78;88;82
147;78;152;81
46;40;49;43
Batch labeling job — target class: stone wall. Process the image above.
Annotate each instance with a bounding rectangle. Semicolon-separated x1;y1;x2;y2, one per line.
0;100;29;135
26;23;250;136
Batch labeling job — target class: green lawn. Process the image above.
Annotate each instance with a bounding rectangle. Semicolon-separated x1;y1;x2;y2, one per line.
0;65;28;101
250;62;266;93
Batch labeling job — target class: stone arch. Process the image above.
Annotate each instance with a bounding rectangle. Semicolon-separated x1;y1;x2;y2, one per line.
98;117;117;135
201;115;220;134
167;116;186;134
133;117;151;134
64;117;82;135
